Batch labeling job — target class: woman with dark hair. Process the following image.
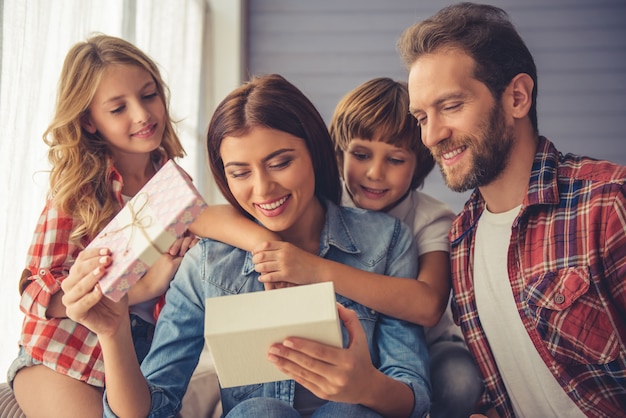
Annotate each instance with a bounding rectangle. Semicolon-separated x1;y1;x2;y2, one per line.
61;74;431;418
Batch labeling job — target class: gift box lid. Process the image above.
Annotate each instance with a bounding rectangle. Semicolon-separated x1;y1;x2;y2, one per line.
204;282;342;388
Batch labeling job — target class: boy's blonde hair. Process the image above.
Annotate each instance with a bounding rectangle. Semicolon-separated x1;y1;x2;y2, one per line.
44;34;185;241
329;77;434;190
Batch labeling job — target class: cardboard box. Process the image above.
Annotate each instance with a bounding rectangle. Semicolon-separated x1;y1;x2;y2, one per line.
204;282;343;388
88;159;207;301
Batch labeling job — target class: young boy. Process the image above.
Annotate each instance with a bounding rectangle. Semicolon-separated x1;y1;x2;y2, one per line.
191;77;483;417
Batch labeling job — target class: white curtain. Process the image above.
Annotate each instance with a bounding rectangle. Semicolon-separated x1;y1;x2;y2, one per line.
0;0;210;382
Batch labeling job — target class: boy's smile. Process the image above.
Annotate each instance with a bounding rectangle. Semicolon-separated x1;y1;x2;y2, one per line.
343;138;416;212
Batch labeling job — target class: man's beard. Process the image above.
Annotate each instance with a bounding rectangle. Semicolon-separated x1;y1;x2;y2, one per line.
433;103;515;193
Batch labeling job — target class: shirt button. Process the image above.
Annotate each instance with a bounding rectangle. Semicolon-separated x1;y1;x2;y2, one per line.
39;269;46;276
370;309;376;314
554;293;565;304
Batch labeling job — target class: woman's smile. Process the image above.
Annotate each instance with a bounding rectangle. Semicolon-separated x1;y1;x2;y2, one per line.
220;126;320;239
255;195;291;216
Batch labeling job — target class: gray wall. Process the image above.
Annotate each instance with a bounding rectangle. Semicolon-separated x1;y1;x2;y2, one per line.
246;0;626;214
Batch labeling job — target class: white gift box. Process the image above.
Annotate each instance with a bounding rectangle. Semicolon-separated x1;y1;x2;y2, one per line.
204;282;342;388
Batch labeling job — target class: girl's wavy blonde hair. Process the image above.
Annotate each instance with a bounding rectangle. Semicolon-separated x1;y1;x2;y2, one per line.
44;34;185;242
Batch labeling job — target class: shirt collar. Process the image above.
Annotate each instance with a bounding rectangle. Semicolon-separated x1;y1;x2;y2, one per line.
387;188;413;221
107;150;169;204
108;161;125;206
525;136;561;207
242;198;360;275
320;198;360;257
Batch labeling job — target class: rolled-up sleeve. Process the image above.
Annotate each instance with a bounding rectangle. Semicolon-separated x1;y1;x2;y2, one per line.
20;200;81;319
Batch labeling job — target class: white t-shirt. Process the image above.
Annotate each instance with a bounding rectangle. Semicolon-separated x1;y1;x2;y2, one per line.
341;185;461;344
473;205;585;417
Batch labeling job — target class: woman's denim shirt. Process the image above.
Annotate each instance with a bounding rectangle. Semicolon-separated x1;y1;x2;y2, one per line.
104;200;431;418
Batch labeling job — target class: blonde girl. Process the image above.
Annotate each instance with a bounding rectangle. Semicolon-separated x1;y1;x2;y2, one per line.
8;34;195;418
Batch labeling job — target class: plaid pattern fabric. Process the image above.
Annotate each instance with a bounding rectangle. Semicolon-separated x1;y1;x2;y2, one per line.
449;137;626;417
18;166;125;387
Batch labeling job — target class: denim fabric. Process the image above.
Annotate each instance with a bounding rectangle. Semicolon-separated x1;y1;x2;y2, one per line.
311;402;383;418
6;347;40;389
104;201;431;418
130;313;155;365
224;397;384;418
428;339;483;418
225;398;299;418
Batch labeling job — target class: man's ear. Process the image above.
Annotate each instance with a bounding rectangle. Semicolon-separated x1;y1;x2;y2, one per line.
80;113;97;134
509;73;534;119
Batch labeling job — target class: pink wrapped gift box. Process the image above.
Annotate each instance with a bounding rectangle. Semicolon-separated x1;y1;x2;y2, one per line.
87;159;207;301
